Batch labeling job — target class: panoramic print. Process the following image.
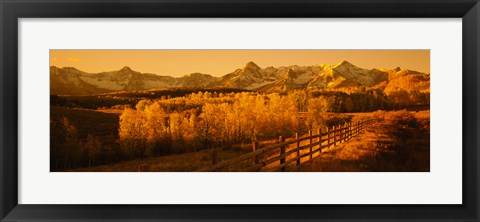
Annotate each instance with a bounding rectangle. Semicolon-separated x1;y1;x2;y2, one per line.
50;50;430;172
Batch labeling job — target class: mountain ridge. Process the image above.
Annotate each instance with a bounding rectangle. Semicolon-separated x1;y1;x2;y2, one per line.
50;61;429;95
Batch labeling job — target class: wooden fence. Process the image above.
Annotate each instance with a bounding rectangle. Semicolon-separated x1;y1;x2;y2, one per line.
197;119;377;172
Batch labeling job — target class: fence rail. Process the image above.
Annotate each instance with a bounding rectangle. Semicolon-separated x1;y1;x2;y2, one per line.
197;119;377;172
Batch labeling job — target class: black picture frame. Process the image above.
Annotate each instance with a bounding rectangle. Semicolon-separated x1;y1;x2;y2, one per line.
1;0;479;221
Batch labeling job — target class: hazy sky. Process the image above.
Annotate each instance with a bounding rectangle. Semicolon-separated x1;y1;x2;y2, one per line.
50;50;430;77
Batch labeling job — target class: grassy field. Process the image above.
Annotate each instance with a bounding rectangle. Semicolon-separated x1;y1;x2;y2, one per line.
51;106;125;170
69;148;252;172
50;106;120;140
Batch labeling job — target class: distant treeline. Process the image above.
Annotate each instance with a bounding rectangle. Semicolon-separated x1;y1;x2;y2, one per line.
51;87;429;113
50;87;251;110
309;89;429;112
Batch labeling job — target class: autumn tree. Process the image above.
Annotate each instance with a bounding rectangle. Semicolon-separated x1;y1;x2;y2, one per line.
85;134;102;167
50;116;83;170
119;108;147;157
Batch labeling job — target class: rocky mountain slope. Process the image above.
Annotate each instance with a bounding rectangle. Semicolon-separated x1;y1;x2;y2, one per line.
51;61;429;95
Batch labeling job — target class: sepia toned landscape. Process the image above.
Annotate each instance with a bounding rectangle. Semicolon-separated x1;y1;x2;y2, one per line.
50;50;430;172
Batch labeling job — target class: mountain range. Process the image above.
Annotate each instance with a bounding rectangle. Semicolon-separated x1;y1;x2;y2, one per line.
50;61;430;95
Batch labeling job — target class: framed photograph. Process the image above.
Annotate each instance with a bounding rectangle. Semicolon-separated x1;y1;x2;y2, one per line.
1;0;479;221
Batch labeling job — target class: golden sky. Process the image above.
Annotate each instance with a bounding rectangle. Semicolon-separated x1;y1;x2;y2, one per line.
50;50;430;77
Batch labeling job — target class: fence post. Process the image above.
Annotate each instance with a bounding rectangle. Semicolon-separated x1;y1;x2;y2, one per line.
347;122;351;140
295;133;300;166
252;140;258;167
327;127;330;148
348;122;353;139
339;124;343;143
357;121;360;135
333;125;337;146
340;124;344;143
138;164;150;172
344;123;348;141
353;122;355;136
344;123;348;142
338;125;341;143
279;136;286;172
318;128;322;154
211;149;218;165
354;122;357;136
345;123;350;141
309;130;313;160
